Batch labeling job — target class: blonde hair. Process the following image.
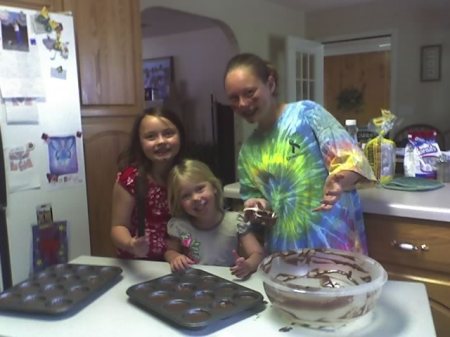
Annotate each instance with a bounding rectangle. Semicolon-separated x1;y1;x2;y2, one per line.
167;159;224;218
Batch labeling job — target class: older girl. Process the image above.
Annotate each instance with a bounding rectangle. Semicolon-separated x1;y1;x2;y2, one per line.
110;107;185;260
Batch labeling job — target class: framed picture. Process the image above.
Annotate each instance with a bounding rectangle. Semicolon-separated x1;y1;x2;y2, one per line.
143;56;174;101
420;45;441;82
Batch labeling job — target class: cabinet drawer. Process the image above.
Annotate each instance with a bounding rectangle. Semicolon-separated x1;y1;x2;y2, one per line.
365;214;450;274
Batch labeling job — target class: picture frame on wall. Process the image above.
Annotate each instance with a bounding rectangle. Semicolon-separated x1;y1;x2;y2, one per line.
420;45;441;82
143;56;174;101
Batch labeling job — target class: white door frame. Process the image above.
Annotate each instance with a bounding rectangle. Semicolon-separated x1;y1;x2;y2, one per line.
321;30;398;121
286;36;324;104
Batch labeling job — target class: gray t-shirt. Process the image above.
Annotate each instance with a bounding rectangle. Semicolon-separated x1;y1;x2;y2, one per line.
167;211;249;267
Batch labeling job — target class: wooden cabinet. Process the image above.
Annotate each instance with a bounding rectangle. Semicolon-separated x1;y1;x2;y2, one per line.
62;0;143;115
61;0;143;256
365;213;450;337
82;117;134;256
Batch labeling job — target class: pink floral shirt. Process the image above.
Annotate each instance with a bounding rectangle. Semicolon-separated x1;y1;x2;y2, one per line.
116;166;169;260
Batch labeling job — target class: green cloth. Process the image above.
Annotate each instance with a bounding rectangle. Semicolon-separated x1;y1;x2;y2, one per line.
382;177;444;191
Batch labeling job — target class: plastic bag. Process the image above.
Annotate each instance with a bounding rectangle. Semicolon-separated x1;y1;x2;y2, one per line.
404;131;442;179
364;109;396;184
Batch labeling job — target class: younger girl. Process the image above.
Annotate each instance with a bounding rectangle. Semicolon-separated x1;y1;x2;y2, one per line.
110;107;185;260
165;159;264;279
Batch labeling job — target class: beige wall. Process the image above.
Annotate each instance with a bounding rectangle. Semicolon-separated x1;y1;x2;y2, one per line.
306;1;450;137
142;27;236;144
141;0;450;150
140;0;306;59
140;0;307;144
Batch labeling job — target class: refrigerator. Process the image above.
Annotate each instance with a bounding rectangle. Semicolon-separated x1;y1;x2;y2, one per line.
0;5;90;290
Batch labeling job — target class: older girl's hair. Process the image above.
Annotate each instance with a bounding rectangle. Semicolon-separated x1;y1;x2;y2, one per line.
117;106;185;171
224;53;279;95
168;159;224;218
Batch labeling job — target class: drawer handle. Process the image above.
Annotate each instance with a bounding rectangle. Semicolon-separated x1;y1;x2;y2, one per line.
390;240;429;252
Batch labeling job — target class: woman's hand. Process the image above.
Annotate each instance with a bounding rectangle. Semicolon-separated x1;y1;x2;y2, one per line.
313;173;345;211
314;171;363;211
128;236;150;257
169;254;195;272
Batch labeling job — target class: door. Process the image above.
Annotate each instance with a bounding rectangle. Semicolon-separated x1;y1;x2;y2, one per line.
286;36;324;104
323;36;391;126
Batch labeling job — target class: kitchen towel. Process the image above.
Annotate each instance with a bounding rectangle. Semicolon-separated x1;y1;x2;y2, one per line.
382;176;444;191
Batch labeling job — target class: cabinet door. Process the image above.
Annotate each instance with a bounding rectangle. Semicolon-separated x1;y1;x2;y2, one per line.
63;0;143;115
365;214;450;274
61;0;142;256
365;214;450;337
83;116;134;257
0;0;62;10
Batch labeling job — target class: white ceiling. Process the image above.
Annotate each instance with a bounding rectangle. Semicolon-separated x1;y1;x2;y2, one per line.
140;1;377;38
265;0;450;12
141;7;218;38
141;0;450;38
264;0;377;12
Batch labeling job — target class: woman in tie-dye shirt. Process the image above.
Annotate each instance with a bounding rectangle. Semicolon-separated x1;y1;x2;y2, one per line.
224;53;376;254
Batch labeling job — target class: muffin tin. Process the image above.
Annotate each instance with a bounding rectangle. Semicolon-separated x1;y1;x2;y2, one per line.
0;263;122;316
126;268;264;329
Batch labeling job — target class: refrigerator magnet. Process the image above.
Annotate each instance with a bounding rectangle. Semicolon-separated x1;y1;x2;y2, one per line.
36;203;53;227
50;66;66;79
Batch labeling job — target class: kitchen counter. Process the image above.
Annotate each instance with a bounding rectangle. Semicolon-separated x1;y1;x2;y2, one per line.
0;256;436;337
223;182;450;223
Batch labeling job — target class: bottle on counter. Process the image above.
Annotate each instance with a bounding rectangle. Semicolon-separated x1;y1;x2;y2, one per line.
345;119;359;144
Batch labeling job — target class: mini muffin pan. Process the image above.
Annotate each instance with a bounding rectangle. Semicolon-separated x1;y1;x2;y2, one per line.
126;268;264;329
0;264;122;316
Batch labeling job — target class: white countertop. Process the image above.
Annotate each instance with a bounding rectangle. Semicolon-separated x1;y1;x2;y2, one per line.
224;182;450;222
0;256;436;337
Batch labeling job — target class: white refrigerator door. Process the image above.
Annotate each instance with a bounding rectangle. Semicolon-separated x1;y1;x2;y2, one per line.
0;6;90;285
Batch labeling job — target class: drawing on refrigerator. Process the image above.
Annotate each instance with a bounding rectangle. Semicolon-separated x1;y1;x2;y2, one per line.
32;220;68;273
42;132;84;186
0;5;90;291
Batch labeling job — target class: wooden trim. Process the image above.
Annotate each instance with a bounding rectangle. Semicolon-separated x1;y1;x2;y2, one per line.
131;0;144;112
80;106;140;118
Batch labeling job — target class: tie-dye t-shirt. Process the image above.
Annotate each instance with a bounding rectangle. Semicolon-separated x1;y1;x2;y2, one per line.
238;100;376;254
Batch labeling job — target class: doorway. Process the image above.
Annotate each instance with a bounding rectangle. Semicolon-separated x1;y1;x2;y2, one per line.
140;7;239;182
323;36;391;127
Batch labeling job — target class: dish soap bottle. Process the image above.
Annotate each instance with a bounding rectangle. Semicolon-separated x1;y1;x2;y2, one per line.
345;119;358;144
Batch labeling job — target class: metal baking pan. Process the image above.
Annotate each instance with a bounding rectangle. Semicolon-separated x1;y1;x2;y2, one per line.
126;268;264;329
0;263;122;316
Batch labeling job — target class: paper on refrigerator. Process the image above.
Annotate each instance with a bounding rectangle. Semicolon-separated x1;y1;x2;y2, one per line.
3;142;40;192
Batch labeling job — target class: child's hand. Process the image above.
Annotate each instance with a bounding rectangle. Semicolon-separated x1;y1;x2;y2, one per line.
170;254;195;272
129;236;149;257
244;198;269;211
230;250;253;279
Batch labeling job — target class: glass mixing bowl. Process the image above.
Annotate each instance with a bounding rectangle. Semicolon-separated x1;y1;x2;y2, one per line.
259;248;387;329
